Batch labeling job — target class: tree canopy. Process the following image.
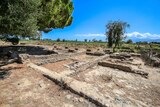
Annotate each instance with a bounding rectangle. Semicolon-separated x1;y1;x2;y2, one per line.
39;0;74;33
126;39;133;44
106;20;130;51
0;0;74;36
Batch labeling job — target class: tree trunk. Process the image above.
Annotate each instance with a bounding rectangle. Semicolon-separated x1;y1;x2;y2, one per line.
113;43;117;53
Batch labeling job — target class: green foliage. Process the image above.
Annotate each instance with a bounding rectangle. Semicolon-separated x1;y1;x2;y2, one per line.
98;40;102;42
0;0;41;36
0;35;19;45
106;20;130;52
136;41;148;45
92;38;97;42
126;39;133;44
0;0;74;37
38;0;74;32
7;36;19;45
84;39;88;42
56;38;61;42
62;39;66;42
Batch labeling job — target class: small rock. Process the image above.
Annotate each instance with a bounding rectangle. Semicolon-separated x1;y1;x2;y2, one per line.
54;46;57;48
65;47;68;49
104;49;112;54
68;49;75;53
75;48;78;50
78;98;84;102
73;97;78;102
66;94;72;100
86;49;91;52
18;54;30;63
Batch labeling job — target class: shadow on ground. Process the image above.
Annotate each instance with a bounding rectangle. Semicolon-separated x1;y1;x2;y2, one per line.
0;46;57;56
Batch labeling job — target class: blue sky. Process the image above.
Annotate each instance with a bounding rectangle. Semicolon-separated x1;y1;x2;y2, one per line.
43;0;160;42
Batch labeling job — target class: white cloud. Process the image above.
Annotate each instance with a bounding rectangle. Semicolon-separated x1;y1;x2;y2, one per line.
76;33;105;37
75;32;160;40
126;32;160;39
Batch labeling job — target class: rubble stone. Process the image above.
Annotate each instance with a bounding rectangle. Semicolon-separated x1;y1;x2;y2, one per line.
150;57;160;67
68;49;75;53
86;51;105;56
103;49;112;54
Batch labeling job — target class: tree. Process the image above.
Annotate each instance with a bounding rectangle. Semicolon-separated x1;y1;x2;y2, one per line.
56;38;61;42
38;0;74;33
0;0;42;36
62;39;66;42
98;40;102;42
0;35;19;45
84;39;88;42
126;39;133;44
92;38;97;42
0;0;74;37
106;20;130;52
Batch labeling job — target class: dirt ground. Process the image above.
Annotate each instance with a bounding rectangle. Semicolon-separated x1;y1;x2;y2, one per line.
0;63;96;107
42;54;98;73
0;44;160;107
73;65;160;106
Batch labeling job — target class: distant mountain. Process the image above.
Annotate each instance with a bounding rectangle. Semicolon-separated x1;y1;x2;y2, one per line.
126;37;160;43
126;32;160;43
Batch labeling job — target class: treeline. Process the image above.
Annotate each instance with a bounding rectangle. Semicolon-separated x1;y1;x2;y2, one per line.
41;38;106;43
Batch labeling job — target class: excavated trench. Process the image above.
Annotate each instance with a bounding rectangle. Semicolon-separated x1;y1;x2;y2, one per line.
41;54;101;75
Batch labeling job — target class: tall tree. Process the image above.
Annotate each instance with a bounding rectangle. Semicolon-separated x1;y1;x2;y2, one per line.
106;20;130;52
0;0;74;37
126;39;133;44
38;0;74;33
0;0;41;36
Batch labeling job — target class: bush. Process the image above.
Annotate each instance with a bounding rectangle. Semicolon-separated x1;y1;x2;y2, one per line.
126;39;133;44
62;39;65;42
56;38;61;42
0;35;19;45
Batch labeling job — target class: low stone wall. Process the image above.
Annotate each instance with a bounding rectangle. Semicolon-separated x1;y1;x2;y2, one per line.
140;49;160;67
30;52;85;65
86;51;105;56
30;54;69;65
98;61;148;78
28;63;110;107
62;55;109;76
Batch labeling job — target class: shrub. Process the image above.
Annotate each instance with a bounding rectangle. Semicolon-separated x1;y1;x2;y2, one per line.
56;38;61;42
126;39;133;44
